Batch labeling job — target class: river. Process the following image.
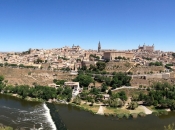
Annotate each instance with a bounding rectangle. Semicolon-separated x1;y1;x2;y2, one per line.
0;94;175;130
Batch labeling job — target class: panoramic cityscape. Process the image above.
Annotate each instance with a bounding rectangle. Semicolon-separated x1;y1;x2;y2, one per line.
1;0;175;130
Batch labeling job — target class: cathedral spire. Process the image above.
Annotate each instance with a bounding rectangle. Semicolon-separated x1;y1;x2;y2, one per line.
98;41;101;52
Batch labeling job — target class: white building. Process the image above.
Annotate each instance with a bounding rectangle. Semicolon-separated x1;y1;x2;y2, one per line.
64;82;81;97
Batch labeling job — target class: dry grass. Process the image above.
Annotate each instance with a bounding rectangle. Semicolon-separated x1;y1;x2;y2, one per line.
104;107;130;114
81;104;100;113
129;106;145;114
0;67;76;86
112;88;148;97
105;61;135;73
130;66;164;75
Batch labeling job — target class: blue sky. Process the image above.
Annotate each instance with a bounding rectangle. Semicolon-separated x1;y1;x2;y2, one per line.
0;0;175;52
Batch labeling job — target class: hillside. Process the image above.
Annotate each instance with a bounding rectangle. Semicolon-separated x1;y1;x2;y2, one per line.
0;67;76;86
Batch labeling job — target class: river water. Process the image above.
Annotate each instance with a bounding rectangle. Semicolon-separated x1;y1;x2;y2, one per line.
0;94;175;130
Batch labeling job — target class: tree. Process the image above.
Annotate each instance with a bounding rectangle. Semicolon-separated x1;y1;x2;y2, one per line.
0;75;4;83
128;101;138;110
108;89;112;95
53;79;66;86
108;98;124;108
96;61;106;71
90;99;95;106
73;74;93;87
73;96;81;105
111;72;131;89
104;77;111;86
101;83;108;92
170;100;175;111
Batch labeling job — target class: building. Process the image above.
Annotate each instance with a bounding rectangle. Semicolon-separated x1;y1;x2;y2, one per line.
64;82;81;97
103;51;134;61
138;44;154;52
98;41;101;52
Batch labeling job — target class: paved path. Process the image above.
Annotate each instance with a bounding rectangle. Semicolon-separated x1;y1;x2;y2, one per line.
96;106;104;115
112;86;137;91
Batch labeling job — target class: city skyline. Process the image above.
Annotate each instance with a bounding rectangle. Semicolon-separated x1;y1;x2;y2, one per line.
0;0;175;52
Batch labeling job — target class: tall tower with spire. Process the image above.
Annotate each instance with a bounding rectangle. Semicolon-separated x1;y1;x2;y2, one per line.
98;41;101;52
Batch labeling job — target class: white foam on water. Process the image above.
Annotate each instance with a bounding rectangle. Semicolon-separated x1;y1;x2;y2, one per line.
43;103;57;130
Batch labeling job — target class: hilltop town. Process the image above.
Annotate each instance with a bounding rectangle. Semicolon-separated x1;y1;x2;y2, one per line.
1;42;175;116
0;42;175;86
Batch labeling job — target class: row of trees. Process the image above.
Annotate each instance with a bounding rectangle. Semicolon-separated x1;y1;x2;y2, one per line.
89;54;100;61
0;63;39;69
110;72;131;89
73;74;93;87
0;75;72;102
74;71;131;89
94;73;131;89
132;82;175;110
115;56;128;60
149;61;163;66
142;56;152;60
89;61;106;71
165;64;173;71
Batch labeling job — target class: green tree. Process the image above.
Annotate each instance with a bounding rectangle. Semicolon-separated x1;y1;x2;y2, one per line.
73;74;93;87
101;83;108;92
0;75;4;83
128;101;138;110
108;98;124;108
73;96;81;105
96;61;106;71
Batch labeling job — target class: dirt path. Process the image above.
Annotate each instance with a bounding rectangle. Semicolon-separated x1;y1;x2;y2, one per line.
122;97;131;109
140;105;152;114
97;106;104;115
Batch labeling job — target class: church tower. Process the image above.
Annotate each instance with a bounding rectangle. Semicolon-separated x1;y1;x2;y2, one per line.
98;41;101;52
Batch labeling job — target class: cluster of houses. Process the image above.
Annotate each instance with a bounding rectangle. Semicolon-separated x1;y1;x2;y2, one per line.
0;43;175;72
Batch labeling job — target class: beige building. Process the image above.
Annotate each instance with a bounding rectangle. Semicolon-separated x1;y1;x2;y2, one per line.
103;51;134;61
138;44;154;52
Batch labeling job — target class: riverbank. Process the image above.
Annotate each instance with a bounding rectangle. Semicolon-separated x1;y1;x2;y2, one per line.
1;93;175;130
69;101;172;119
1;93;171;119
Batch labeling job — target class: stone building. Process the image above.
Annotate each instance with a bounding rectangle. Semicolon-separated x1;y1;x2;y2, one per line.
103;51;134;61
138;44;154;52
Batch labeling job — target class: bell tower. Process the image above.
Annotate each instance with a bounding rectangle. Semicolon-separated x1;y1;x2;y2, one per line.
98;41;101;52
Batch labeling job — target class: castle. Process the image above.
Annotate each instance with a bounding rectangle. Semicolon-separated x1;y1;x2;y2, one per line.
138;44;154;52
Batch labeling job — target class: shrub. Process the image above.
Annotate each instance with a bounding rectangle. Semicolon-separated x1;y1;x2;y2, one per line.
152;111;159;116
117;113;125;119
130;113;138;118
124;113;130;119
138;112;146;117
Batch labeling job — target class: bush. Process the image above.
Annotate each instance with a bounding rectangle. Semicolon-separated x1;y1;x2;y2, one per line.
159;111;168;115
117;113;125;119
152;111;160;116
130;113;138;118
138;112;146;117
124;113;130;119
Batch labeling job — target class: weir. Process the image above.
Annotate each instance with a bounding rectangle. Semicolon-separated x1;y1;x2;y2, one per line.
43;103;57;130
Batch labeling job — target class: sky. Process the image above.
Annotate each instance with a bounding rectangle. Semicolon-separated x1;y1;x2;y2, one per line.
0;0;175;52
